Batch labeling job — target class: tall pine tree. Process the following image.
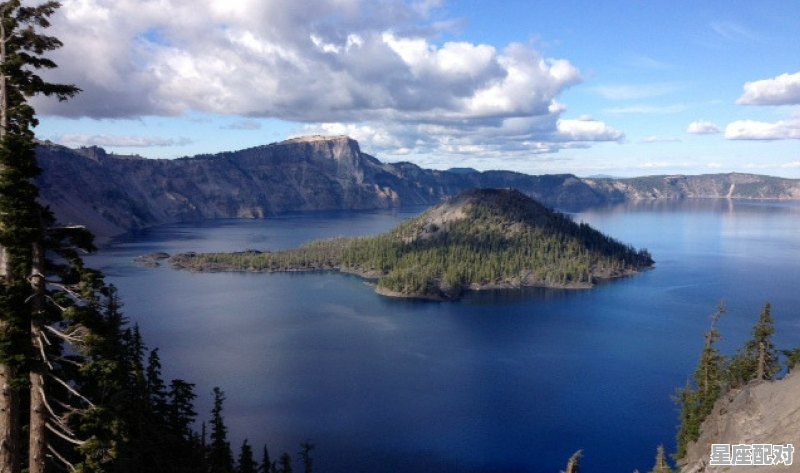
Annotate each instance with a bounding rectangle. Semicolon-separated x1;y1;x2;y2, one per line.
726;303;779;387
208;387;234;473
0;1;79;472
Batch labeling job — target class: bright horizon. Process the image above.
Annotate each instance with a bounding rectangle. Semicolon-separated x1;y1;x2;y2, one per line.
32;0;800;178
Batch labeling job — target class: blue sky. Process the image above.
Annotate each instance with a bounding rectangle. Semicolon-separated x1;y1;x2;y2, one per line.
33;0;800;177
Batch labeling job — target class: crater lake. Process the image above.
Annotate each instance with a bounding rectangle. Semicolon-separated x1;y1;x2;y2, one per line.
85;199;800;473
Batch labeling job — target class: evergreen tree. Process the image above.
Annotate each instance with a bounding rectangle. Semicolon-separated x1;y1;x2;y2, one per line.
278;453;292;473
238;439;258;473
675;303;726;459
563;449;582;473
260;445;273;473
208;387;234;473
168;379;198;440
298;441;314;473
147;348;168;420
0;1;79;471
649;445;673;473
726;303;779;386
782;348;800;372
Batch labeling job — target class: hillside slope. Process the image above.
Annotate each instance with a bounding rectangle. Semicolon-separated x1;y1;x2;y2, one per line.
680;370;800;473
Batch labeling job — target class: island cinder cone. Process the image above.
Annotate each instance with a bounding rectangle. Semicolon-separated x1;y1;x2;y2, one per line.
170;188;654;300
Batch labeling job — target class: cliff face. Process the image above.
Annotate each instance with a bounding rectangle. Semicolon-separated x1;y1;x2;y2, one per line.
34;136;607;239
680;370;800;473
584;173;800;201
35;135;800;239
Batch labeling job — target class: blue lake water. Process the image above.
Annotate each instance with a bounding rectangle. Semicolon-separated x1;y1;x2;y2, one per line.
85;199;800;473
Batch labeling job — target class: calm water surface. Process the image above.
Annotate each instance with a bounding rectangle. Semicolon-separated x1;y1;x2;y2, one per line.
86;200;800;473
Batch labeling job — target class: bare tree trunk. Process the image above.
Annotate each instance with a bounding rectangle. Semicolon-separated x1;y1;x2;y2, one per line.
0;4;7;282
0;365;19;473
28;372;45;473
28;242;46;473
0;24;19;452
757;341;766;381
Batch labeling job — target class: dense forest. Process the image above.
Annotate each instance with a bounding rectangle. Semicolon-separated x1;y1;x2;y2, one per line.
171;188;654;299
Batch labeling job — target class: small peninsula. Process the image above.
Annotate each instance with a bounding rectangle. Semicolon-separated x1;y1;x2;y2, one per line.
170;189;654;300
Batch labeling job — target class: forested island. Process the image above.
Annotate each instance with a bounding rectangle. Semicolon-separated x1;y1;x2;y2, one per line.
170;189;654;300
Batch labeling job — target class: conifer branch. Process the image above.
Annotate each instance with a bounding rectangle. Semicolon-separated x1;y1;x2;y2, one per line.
46;374;94;407
35;335;53;370
45;423;84;446
43;325;84;344
46;444;76;472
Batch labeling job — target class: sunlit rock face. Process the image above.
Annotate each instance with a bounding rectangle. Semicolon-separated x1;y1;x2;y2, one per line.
680;369;800;473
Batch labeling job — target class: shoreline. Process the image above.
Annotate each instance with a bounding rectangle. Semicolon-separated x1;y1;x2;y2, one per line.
169;256;649;301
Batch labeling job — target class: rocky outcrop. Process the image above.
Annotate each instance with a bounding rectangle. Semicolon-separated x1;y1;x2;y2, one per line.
680;370;800;473
35;135;800;240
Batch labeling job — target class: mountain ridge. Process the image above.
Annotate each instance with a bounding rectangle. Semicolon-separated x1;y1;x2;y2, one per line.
34;136;800;240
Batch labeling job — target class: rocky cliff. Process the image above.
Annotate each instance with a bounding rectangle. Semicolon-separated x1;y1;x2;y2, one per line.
35;135;800;240
680;370;800;473
584;173;800;201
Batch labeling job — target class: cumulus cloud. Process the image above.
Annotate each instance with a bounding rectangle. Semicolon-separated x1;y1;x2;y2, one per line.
32;0;620;158
725;117;800;140
556;118;624;142
57;134;193;148
736;71;800;106
686;120;721;134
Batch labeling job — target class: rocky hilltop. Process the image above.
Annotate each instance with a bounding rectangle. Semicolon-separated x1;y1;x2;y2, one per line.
35;135;800;239
170;188;653;300
680;370;800;473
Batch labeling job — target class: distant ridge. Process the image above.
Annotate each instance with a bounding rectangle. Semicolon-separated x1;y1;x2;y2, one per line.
35;136;800;239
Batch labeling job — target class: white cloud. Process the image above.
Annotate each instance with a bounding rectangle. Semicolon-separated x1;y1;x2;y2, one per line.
39;0;578;124
725;117;800;140
736;71;800;106
57;134;193;148
33;0;611;158
686;120;721;134
556;118;624;142
302;114;623;159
